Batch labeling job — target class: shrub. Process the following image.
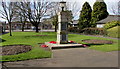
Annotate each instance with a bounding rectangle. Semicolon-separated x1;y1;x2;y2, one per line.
104;21;120;29
68;27;78;33
82;28;107;35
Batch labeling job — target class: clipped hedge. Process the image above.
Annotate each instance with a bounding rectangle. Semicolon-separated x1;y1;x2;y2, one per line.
82;28;107;35
104;21;120;29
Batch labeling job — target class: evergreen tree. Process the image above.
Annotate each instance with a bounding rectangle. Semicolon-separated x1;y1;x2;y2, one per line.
78;2;92;30
91;1;109;27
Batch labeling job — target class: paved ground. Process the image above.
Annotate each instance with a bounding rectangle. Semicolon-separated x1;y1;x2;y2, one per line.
3;48;118;67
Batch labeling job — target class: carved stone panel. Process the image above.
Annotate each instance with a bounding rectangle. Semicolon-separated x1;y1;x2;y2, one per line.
58;12;68;22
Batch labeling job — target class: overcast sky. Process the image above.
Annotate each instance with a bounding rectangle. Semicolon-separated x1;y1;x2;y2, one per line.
0;0;119;21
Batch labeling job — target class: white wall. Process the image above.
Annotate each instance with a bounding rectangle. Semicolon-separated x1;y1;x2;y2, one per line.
96;24;104;28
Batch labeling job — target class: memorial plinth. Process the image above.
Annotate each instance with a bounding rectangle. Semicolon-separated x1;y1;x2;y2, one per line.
45;42;82;49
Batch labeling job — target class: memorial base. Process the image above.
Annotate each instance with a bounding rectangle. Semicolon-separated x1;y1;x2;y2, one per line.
45;42;82;49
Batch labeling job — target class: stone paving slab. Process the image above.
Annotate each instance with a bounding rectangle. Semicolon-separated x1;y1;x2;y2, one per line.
3;48;118;67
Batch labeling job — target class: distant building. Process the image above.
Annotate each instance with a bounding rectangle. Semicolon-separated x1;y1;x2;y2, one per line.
70;20;78;28
0;21;6;33
1;20;53;31
2;21;33;30
42;18;53;29
96;15;120;28
11;22;32;30
0;22;2;33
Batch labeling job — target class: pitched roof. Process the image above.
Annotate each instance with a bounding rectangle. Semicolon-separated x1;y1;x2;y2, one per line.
96;15;120;24
72;20;78;24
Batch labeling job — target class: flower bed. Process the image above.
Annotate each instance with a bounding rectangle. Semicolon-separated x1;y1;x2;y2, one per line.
41;44;48;48
49;41;57;44
68;41;75;43
1;44;32;55
82;39;114;44
41;41;89;48
81;44;89;47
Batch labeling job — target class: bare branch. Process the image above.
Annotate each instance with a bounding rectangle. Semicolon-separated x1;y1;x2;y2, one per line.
0;1;15;36
14;0;53;32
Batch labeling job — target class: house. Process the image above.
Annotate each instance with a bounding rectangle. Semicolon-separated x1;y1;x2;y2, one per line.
4;22;33;30
11;22;32;30
2;20;53;30
0;22;2;34
70;20;78;28
42;18;53;29
0;21;6;33
96;15;120;28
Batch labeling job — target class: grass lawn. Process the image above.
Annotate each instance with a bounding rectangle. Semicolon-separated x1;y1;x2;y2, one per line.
0;32;119;61
107;26;120;38
69;34;119;52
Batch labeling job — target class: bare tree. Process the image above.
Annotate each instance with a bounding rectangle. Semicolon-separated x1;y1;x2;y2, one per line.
66;2;81;20
15;0;52;32
19;12;27;31
0;1;15;36
14;2;28;32
51;14;58;32
49;2;60;32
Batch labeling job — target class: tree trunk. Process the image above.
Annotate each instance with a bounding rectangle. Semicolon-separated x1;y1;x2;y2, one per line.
35;26;39;33
22;23;25;32
55;25;57;32
9;22;12;36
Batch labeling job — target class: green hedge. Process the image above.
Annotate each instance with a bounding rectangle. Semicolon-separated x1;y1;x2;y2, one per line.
104;21;120;29
82;28;107;35
68;27;78;33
